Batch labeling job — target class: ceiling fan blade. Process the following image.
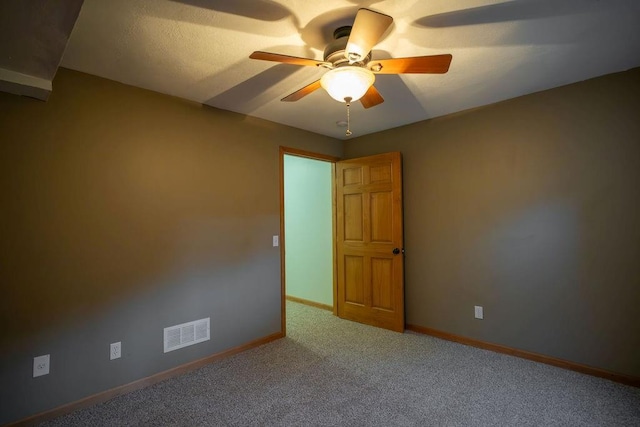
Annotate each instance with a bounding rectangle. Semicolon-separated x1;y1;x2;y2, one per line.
346;8;393;62
281;80;322;102
250;51;325;67
370;54;452;74
360;85;384;109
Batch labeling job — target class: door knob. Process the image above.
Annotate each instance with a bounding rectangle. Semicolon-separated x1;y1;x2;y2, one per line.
393;248;402;255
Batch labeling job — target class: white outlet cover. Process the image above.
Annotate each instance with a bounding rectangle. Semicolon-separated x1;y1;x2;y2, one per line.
33;354;50;377
110;342;121;360
474;306;484;320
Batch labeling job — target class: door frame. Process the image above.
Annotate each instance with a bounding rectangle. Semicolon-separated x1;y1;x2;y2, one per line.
279;146;340;335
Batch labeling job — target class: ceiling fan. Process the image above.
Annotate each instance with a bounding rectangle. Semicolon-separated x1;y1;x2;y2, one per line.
249;8;453;111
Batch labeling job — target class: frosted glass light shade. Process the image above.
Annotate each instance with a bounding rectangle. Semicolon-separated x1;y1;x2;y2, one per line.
320;66;375;103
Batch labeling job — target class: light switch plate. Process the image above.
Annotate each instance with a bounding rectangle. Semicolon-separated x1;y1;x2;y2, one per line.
272;235;279;247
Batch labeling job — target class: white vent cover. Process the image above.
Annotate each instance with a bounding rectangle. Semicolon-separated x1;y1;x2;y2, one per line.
163;317;210;353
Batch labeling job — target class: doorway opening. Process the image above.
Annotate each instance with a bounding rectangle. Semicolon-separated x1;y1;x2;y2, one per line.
279;147;339;335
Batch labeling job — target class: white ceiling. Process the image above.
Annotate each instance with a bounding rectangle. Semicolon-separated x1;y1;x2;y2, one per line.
4;0;640;139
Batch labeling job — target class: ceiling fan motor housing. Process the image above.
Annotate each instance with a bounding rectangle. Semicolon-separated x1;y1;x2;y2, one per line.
323;26;371;68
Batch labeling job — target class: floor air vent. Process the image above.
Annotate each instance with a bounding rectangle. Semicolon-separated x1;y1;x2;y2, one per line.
163;317;210;353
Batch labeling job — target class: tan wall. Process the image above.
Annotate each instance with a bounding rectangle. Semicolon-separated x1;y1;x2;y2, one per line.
345;68;640;377
0;68;341;424
2;64;639;424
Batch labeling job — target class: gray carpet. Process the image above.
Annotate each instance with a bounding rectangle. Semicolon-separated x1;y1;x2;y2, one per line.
42;301;640;426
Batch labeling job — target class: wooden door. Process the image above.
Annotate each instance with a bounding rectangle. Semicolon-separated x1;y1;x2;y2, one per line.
336;152;404;332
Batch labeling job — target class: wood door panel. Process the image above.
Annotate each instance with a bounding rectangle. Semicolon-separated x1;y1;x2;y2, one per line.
336;152;404;332
343;167;363;186
370;191;393;243
343;194;364;241
344;255;365;305
370;163;392;183
371;257;393;311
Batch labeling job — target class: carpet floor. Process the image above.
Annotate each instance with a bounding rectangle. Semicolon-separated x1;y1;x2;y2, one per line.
41;301;640;426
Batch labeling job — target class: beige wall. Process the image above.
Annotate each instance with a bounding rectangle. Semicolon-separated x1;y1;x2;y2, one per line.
2;64;639;424
0;68;341;424
345;68;640;378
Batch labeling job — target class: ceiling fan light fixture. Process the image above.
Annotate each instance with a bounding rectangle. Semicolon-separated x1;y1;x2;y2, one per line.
320;66;375;103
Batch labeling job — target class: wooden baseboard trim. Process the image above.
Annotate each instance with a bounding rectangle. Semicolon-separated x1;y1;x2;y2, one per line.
406;324;639;388
286;295;333;312
10;331;284;427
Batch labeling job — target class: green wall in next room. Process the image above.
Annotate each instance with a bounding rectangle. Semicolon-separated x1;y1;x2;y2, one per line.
284;155;334;306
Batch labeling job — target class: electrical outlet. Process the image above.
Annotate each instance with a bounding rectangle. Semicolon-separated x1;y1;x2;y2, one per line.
110;342;121;360
33;354;50;377
474;305;484;320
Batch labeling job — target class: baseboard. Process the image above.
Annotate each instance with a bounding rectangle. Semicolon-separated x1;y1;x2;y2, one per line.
286;295;333;312
9;331;284;427
406;324;639;388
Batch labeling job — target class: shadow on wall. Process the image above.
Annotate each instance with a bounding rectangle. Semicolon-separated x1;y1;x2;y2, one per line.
0;112;277;351
485;202;580;333
0;66;345;425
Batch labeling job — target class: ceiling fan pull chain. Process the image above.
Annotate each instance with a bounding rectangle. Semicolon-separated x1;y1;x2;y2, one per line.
345;96;353;136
